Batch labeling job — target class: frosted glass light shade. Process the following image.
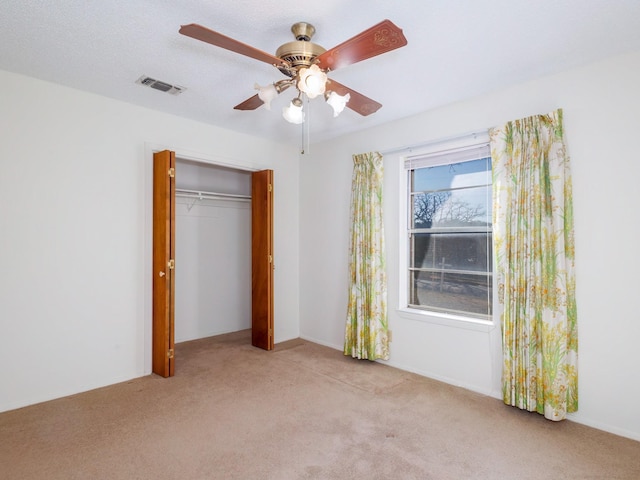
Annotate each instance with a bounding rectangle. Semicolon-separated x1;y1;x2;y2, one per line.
255;83;278;110
282;99;305;124
297;64;327;99
326;91;350;117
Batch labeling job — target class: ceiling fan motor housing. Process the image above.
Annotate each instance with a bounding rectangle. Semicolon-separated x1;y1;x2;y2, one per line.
275;23;326;77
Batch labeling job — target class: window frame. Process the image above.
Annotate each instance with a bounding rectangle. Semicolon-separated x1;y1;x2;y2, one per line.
397;132;495;330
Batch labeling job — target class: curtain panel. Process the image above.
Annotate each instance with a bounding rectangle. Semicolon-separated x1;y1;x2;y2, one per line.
344;152;389;361
490;109;578;420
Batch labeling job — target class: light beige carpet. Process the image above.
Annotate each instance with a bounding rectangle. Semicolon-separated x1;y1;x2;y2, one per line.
1;330;639;479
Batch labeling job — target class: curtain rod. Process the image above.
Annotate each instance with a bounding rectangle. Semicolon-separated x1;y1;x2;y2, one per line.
380;129;489;156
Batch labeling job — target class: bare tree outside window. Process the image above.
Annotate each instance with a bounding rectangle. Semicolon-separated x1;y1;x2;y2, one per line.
413;191;451;228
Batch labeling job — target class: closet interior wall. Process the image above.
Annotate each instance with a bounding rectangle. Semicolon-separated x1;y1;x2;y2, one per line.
174;158;252;343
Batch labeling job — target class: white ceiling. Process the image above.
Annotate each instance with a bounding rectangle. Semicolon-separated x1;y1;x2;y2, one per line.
2;1;640;145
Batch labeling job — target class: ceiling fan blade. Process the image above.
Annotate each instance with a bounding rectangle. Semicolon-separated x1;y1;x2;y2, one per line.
179;23;288;68
316;19;407;72
326;79;382;116
234;94;264;111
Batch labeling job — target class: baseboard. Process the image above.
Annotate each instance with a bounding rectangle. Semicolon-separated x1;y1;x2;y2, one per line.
299;334;343;352
382;357;503;399
299;333;501;399
567;412;640;442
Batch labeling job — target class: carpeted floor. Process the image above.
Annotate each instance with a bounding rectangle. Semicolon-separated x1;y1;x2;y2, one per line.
1;329;639;479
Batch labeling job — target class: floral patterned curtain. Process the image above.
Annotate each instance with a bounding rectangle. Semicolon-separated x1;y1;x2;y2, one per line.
490;109;578;420
344;152;389;361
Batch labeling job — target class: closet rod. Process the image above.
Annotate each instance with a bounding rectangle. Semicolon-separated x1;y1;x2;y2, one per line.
175;188;251;201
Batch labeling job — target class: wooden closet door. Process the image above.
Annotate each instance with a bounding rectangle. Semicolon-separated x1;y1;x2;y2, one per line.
251;170;274;350
152;150;175;377
152;154;274;371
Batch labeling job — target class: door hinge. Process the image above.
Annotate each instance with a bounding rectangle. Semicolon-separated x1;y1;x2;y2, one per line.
268;183;272;192
268;254;273;263
167;349;174;359
167;259;175;270
168;168;175;178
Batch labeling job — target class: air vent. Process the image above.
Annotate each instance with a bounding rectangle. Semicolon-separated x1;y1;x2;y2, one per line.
135;75;186;95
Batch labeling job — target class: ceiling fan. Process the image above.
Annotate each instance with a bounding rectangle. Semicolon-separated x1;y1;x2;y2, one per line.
179;20;407;123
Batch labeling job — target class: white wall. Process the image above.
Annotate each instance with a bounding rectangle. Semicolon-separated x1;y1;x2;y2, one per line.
0;69;300;412
300;51;640;441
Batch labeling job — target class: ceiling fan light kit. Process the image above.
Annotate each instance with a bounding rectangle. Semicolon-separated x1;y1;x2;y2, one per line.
282;97;305;124
297;64;327;99
326;91;351;117
178;19;407;125
255;83;278;110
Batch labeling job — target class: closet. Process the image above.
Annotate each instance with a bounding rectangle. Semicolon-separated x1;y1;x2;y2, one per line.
152;150;273;377
174;158;252;343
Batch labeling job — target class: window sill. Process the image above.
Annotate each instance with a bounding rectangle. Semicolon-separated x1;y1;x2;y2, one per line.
396;307;496;332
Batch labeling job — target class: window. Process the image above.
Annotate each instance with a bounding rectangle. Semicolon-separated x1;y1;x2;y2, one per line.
405;141;492;319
